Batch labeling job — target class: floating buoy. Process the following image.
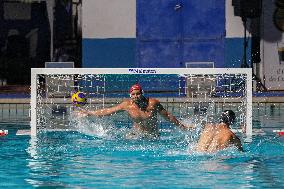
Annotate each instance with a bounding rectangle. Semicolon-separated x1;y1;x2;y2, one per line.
273;130;284;136
0;130;8;136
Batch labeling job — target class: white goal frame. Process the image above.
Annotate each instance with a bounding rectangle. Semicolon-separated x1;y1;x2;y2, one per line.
31;68;252;137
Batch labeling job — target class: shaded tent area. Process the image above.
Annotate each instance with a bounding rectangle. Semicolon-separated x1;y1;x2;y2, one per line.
0;0;82;89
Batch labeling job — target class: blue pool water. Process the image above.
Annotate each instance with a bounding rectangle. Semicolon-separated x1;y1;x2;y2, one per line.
0;110;284;188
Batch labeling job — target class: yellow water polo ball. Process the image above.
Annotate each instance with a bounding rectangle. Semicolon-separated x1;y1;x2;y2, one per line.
71;91;87;107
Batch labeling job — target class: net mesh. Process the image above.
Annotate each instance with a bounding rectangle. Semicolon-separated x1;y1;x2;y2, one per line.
32;70;251;136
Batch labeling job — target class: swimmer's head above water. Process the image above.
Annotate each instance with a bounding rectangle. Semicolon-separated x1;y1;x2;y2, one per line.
130;83;143;94
219;110;236;125
130;84;143;98
129;84;148;108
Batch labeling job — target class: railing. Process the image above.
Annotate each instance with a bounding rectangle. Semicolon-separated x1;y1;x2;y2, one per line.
0;103;30;123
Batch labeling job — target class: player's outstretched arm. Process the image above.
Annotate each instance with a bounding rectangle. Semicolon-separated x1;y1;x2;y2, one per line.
77;101;126;117
156;101;194;131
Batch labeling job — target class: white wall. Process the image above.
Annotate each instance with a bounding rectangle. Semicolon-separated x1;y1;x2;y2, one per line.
225;0;245;38
83;0;243;38
261;0;284;90
83;0;136;39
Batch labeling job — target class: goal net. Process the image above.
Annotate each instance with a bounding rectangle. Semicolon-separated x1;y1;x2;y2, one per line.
31;68;252;137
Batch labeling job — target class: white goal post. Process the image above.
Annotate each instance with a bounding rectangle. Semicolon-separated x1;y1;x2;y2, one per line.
31;68;252;137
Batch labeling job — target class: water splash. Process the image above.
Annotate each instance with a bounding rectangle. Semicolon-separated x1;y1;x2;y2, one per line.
68;113;115;139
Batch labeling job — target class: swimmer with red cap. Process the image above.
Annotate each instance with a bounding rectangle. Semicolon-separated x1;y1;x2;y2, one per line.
78;83;192;139
130;83;142;93
129;84;148;110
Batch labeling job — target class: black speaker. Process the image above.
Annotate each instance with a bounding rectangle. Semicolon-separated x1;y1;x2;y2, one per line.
232;0;261;18
232;0;241;16
251;37;261;64
276;0;284;8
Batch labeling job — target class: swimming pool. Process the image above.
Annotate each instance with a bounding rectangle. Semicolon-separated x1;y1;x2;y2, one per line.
0;108;284;188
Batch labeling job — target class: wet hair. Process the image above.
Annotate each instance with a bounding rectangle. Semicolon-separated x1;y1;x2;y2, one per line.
219;110;236;125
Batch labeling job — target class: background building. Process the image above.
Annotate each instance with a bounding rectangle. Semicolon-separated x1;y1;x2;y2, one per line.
0;0;283;91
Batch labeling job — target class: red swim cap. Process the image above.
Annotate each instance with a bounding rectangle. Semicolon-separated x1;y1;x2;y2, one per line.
130;84;142;93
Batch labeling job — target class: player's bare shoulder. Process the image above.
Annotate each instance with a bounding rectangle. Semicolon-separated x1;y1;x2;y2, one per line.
148;98;164;111
148;98;160;105
220;129;235;142
116;99;131;110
